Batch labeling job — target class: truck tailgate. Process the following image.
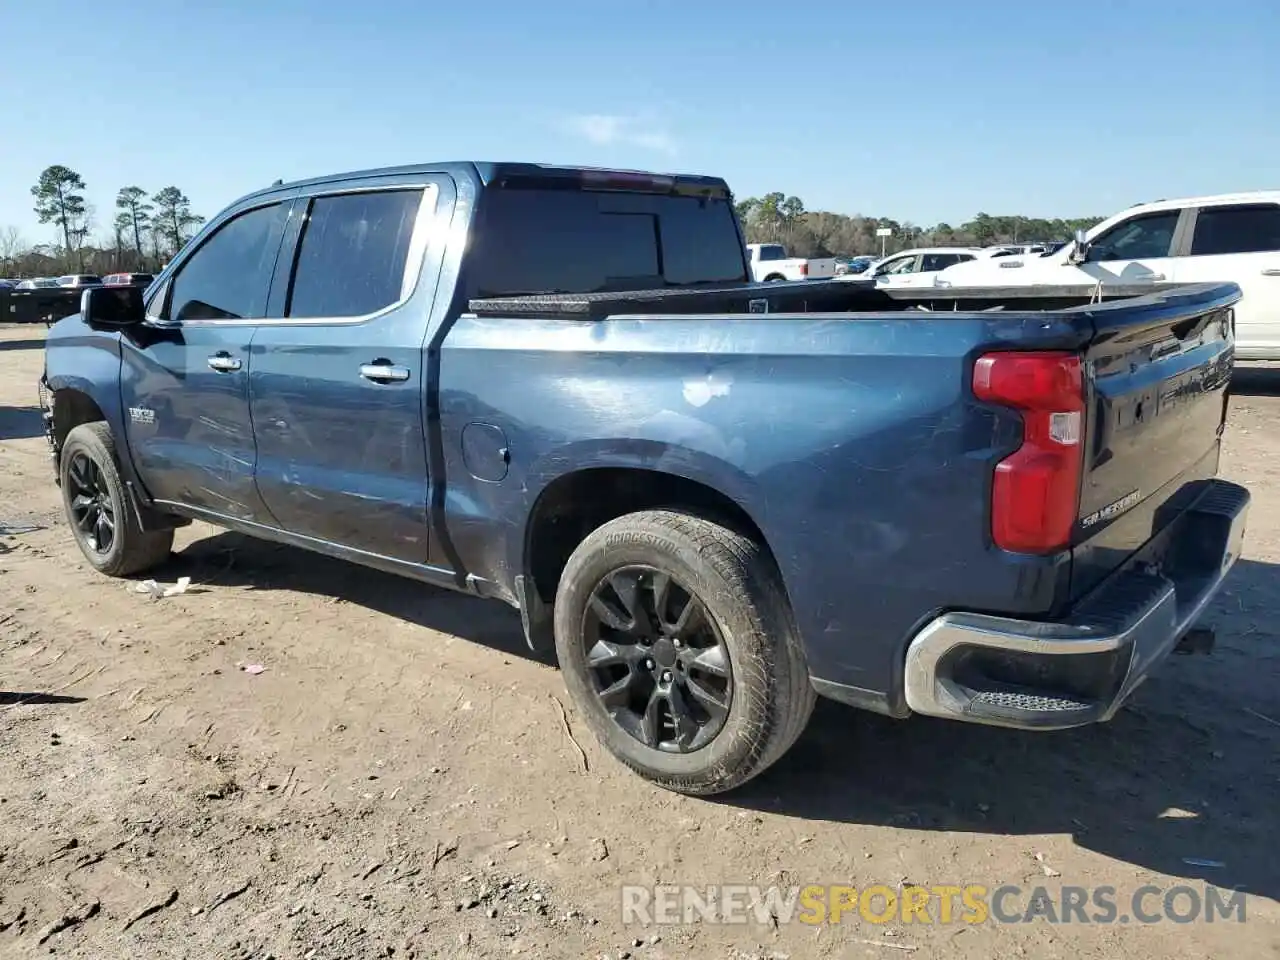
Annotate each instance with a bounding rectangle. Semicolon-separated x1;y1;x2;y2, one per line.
1072;284;1239;599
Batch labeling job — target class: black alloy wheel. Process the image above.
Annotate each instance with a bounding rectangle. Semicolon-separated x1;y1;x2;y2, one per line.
583;565;733;753
66;450;116;555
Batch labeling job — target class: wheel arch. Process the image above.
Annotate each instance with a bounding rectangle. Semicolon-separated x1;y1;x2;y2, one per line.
515;457;787;653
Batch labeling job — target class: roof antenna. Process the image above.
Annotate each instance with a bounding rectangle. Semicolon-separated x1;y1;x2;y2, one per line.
272;178;283;186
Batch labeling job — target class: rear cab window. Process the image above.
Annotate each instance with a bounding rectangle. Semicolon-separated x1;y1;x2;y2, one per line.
1190;203;1280;256
757;244;787;262
467;185;748;297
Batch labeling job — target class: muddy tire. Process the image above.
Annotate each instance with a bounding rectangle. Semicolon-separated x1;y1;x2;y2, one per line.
59;422;173;577
553;509;815;795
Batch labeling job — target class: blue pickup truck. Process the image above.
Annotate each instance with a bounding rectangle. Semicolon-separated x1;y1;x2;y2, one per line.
39;161;1250;795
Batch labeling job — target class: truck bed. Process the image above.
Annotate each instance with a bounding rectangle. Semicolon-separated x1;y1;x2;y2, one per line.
467;278;1194;320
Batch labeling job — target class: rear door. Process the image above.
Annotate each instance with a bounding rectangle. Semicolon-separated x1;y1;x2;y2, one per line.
120;197;293;520
248;175;452;562
1171;201;1280;358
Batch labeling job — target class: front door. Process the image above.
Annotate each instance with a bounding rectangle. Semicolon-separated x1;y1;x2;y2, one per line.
120;199;292;521
1172;201;1280;359
249;178;448;563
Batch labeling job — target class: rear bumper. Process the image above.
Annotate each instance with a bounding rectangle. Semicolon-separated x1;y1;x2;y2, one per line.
903;479;1249;730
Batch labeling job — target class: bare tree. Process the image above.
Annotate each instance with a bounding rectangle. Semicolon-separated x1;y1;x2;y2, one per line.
0;225;26;274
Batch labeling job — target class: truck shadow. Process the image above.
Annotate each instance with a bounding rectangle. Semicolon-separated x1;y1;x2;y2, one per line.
0;405;45;441
161;531;1277;901
0;692;88;706
161;530;549;664
0;336;46;352
728;556;1280;905
1229;365;1280;396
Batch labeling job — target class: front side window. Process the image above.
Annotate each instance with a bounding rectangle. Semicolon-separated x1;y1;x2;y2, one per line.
1088;211;1180;261
287;189;426;319
165;202;289;321
1190;204;1280;256
879;255;918;275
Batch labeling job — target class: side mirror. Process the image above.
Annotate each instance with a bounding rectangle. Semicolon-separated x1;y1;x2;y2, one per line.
82;284;145;328
1068;227;1091;264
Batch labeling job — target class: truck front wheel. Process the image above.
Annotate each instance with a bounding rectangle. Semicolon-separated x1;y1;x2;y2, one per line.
553;509;815;795
59;422;174;577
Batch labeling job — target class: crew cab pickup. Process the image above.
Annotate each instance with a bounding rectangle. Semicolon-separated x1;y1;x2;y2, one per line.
745;242;838;282
935;191;1280;361
40;162;1250;796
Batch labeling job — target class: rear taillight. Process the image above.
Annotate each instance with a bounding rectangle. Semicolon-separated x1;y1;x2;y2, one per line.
973;351;1084;554
798;262;809;277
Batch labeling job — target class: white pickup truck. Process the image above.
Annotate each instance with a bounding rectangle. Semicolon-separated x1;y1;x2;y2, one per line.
746;243;839;282
935;191;1280;360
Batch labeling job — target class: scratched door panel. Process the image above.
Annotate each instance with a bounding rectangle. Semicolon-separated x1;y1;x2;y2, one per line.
119;198;291;520
249;178;448;562
119;323;267;520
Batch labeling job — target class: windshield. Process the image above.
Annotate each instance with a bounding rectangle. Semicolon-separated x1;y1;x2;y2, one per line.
467;187;748;298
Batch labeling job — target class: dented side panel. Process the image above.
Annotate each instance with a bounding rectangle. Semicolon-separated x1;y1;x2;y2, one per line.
118;323;269;522
436;310;1086;701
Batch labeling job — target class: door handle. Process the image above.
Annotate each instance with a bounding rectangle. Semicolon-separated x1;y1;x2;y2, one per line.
359;362;410;383
1261;268;1280;277
207;353;242;372
1148;273;1166;281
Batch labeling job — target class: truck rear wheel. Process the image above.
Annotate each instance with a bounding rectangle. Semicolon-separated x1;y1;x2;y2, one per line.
553;509;814;795
59;422;173;577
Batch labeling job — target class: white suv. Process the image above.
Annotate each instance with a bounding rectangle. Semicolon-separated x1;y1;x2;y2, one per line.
859;247;988;289
935;192;1280;361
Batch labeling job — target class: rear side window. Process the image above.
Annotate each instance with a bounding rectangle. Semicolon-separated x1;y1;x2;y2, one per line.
166;202;288;321
288;189;424;319
758;244;787;261
921;253;961;271
1088;211;1180;261
468;189;747;297
1190;204;1280;256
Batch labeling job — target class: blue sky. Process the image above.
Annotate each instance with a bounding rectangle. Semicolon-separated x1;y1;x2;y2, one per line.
3;0;1278;244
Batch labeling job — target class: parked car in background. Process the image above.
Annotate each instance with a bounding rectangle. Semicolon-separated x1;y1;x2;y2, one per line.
56;274;103;288
17;278;60;289
103;272;155;287
934;191;1280;360
40;159;1249;796
745;242;839;282
858;247;1000;288
834;255;876;276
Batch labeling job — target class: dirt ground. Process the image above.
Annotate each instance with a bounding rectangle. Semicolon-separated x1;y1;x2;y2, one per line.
1;322;1277;960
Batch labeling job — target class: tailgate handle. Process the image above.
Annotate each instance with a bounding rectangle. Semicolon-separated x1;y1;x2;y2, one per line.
1169;313;1211;341
1261;268;1280;276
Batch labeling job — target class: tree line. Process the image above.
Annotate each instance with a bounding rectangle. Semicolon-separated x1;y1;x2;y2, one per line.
2;170;1111;277
0;164;204;277
735;192;1106;258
